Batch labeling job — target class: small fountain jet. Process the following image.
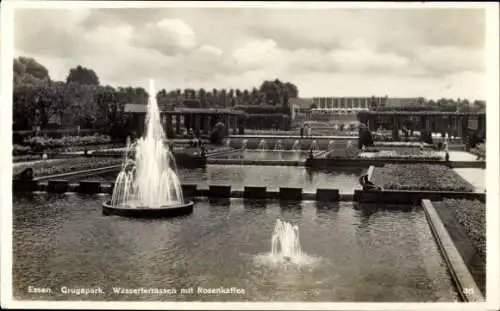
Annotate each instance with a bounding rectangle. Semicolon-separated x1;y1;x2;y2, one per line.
271;219;303;261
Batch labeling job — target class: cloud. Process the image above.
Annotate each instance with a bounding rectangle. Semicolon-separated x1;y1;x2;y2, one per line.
130;18;198;56
14;9;91;58
412;46;485;76
12;7;488;99
229;38;410;75
232;39;281;69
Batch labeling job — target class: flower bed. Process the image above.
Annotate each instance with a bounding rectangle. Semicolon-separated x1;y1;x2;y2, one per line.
372;133;421;142
371;164;475;192
326;146;442;160
241;129;358;137
359;150;442;160
434;199;485;259
13;144;32;155
22;134;112;151
13;142;124;157
13;157;122;178
373;141;429;147
13;154;45;163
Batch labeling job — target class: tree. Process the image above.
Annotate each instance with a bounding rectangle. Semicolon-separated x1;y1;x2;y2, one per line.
242;89;250;105
369;96;378;110
282;88;290;110
284;82;298;98
66;65;100;85
358;126;374;149
34;81;69;128
198;88;207;108
259;79;299;106
13;82;39;129
472;100;485;112
64;82;100;128
95;85;129;139
220;89;227;107
156;89;169;107
14;57;51;83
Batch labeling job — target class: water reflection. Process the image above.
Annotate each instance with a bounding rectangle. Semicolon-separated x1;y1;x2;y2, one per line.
354;203;416;229
315;201;340;211
315;202;340;225
13;195;459;302
306;167;314;183
79;165;363;194
208;198;231;207
243;199;268;210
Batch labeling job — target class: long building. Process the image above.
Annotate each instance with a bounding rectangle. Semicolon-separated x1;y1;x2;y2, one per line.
310;96;387;112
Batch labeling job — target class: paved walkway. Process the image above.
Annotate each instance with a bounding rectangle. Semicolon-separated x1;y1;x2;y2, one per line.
453;168;486;192
446;151;481;162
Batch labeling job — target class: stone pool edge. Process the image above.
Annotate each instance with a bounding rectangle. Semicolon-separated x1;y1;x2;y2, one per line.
13;179;485;203
421;199;484;302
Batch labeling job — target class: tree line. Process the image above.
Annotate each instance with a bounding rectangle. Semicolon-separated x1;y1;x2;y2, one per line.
371;97;485;113
13;57;299;135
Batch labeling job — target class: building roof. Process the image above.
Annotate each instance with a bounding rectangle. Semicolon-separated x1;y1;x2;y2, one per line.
123;103;244;115
124;103;147;113
366;111;485;116
289;98;314;109
385;98;420;107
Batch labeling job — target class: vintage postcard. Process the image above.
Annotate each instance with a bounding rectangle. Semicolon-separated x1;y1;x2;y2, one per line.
1;1;499;310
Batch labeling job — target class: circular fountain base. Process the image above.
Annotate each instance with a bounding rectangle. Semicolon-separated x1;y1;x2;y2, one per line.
102;201;194;218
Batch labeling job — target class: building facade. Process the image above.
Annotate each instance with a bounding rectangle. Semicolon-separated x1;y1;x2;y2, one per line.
310;96;388;112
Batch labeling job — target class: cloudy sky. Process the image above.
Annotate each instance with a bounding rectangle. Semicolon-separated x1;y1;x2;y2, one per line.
14;5;487;99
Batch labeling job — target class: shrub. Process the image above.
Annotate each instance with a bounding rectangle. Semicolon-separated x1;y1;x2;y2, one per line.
420;131;433;144
358;128;374;148
22;134;112;151
371;164;475;192
210;123;226;145
13;144;32;155
469;144;486;159
12;157;122;177
13;154;41;163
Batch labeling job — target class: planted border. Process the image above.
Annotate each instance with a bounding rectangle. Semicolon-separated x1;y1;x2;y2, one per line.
371;164;475;192
13;157;123;178
421;200;484;302
433;199;486;260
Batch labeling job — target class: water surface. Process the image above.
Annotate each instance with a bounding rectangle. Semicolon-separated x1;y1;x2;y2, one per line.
73;165;363;194
13;194;458;302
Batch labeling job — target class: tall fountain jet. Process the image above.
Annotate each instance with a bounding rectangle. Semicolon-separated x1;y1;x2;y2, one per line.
109;79;185;210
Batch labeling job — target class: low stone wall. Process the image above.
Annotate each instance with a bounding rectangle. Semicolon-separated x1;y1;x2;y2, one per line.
90;152;207;168
13;180;344;202
206;148;242;158
33;165;121;182
353;189;485;204
306;158;485;169
207;158;305;166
